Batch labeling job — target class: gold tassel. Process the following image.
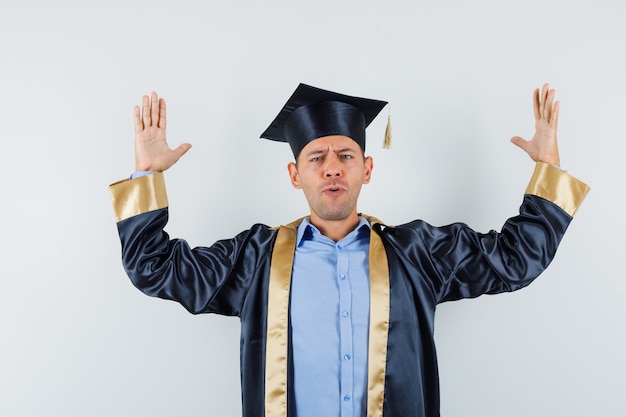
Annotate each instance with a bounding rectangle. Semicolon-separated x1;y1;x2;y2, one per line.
383;111;392;149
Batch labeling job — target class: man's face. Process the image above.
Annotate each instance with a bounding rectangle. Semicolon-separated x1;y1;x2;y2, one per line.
288;135;373;223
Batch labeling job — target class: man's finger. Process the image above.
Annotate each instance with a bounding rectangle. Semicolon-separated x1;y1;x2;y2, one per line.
533;88;541;121
150;92;159;127
545;88;556;122
540;84;550;120
552;100;560;130
142;95;151;128
172;143;192;163
134;105;143;134
510;136;526;147
158;98;167;129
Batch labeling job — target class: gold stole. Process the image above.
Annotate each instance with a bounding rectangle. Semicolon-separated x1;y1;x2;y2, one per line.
264;216;390;417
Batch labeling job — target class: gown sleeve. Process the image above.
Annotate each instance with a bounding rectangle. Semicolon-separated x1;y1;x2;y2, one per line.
392;162;590;304
109;172;273;315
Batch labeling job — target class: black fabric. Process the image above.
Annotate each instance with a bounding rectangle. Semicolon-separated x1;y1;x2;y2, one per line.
283;101;366;157
260;83;387;158
116;194;572;417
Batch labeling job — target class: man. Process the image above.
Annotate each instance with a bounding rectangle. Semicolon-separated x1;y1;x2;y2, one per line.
110;83;589;417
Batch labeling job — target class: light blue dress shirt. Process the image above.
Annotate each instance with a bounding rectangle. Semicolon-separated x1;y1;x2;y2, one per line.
291;217;371;417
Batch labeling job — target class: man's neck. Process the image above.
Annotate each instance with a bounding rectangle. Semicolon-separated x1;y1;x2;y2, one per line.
308;213;361;242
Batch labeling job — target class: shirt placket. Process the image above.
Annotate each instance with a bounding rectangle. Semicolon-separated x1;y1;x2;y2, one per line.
336;242;354;417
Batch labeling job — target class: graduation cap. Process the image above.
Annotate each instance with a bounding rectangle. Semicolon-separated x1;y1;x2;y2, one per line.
260;83;389;158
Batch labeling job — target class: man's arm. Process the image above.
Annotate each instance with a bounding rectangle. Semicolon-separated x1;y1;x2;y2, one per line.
110;93;265;315
419;84;589;302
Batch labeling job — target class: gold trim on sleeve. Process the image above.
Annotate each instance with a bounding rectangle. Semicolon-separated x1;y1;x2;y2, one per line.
362;215;390;417
525;162;590;217
265;219;300;417
109;172;168;222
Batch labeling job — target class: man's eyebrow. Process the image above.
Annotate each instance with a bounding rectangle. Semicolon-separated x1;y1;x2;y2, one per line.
335;148;357;153
303;149;326;158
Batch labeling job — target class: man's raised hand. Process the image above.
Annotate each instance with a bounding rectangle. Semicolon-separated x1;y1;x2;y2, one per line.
134;91;191;172
510;83;561;167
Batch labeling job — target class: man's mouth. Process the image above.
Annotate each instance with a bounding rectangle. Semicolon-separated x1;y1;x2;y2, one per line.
322;183;347;195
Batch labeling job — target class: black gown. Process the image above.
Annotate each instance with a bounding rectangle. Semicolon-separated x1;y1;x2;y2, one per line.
110;162;589;417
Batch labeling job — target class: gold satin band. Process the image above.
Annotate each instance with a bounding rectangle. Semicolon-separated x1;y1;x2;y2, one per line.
264;216;391;417
109;172;168;222
265;221;298;417
525;162;590;217
362;216;390;417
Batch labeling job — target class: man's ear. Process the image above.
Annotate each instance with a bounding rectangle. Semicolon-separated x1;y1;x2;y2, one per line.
287;162;302;189
363;156;373;184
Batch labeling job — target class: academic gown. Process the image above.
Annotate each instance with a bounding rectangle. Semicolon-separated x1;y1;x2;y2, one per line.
109;162;589;417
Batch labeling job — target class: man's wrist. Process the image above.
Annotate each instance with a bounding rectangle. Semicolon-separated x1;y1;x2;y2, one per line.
130;170;156;180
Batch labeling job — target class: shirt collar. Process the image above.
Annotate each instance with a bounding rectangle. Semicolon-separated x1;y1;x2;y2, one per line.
296;216;371;246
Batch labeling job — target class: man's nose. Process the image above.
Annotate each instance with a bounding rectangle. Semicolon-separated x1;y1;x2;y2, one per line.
324;158;341;177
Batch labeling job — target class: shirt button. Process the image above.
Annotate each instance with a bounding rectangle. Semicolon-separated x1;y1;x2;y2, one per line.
344;354;351;360
339;274;346;280
342;311;349;317
344;395;351;401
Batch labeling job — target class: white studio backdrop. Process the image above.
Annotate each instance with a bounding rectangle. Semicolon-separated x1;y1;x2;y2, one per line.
1;0;623;416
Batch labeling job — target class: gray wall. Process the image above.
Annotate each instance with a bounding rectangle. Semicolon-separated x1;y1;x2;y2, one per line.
2;1;623;416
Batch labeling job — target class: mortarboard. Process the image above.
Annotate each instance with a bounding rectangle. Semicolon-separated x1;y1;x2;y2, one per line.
260;83;388;158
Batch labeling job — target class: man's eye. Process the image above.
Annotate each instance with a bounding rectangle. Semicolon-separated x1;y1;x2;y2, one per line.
311;157;322;162
341;154;352;159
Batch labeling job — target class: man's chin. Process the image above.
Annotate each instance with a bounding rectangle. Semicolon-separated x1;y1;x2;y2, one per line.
315;208;355;222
